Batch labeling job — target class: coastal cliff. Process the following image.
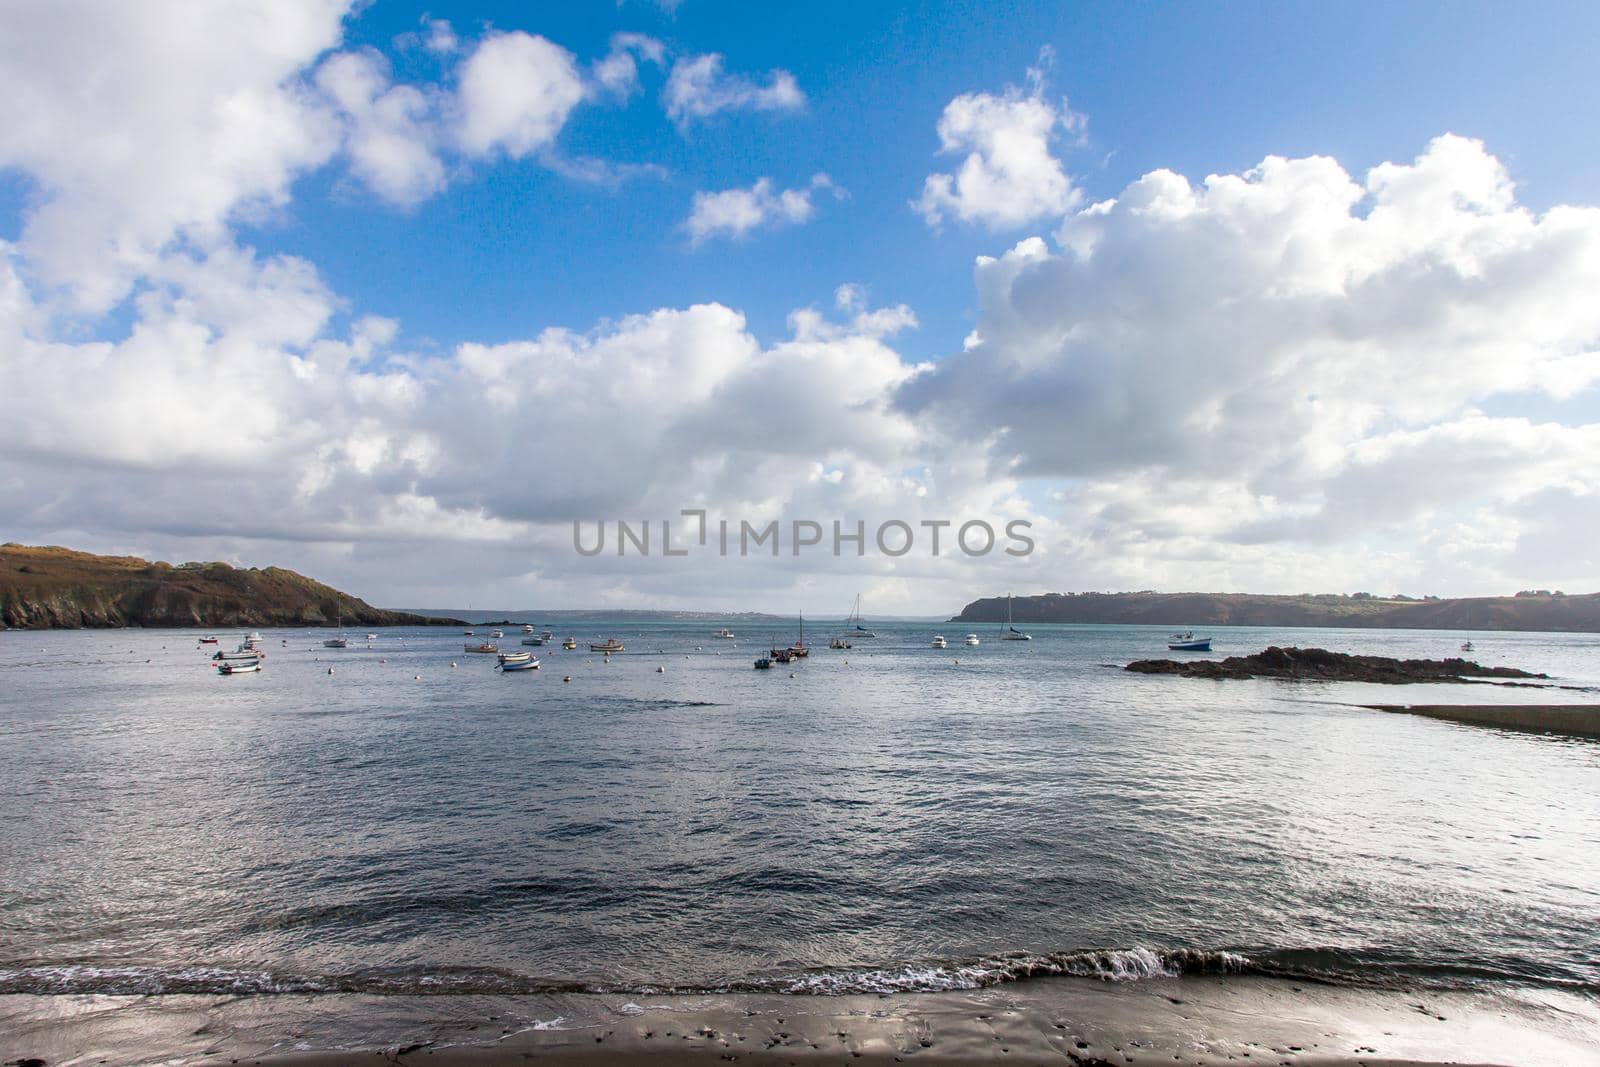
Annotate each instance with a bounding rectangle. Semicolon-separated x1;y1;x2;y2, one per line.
0;543;461;630
955;590;1600;632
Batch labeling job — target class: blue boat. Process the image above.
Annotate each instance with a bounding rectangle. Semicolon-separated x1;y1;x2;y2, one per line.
1168;632;1212;651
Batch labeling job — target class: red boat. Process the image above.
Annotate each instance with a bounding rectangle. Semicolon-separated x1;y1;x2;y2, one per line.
198;637;218;644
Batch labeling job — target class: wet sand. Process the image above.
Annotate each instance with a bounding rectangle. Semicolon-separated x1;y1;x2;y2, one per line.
5;977;1599;1067
1362;704;1600;738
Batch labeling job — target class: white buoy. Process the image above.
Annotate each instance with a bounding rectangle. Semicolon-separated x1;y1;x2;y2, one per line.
789;671;796;678
656;665;665;673
451;661;457;668
414;674;421;680
327;666;334;674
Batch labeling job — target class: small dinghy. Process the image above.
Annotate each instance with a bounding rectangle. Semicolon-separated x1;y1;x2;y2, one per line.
521;636;546;646
217;659;260;675
497;651;537;670
590;638;625;653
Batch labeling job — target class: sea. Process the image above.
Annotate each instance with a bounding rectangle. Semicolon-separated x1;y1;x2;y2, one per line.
2;620;1598;1001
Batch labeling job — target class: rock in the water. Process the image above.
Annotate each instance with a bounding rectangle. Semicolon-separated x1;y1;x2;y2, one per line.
1125;646;1547;684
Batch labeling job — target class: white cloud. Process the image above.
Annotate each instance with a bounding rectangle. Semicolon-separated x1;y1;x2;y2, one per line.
454;31;585;159
662;52;804;127
683;174;840;245
592;32;666;99
316;50;445;206
913;63;1084;230
0;0;350;314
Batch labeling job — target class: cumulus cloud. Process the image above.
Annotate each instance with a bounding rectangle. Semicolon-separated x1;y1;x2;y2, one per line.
0;0;350;314
683;174;841;245
913;59;1085;230
662;52;804;127
592;32;666;99
453;30;586;159
316;50;446;206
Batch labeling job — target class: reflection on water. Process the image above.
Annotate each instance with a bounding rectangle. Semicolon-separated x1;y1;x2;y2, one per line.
1;622;1597;995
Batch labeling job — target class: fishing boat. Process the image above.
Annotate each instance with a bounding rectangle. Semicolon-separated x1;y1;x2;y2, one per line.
753;656;773;670
844;594;877;638
198;637;218;645
1167;631;1212;651
829;636;852;650
1460;641;1474;652
964;634;980;646
773;612;809;659
1000;594;1032;640
323;637;350;648
713;628;735;639
521;635;546;646
498;656;540;671
562;637;577;650
217;659;260;675
497;650;534;666
522;624;535;634
590;638;625;653
932;635;947;649
465;642;498;653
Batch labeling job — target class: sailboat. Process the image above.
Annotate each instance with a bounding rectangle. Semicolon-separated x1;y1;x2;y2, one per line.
844;594;877;638
1001;594;1032;641
773;612;809;659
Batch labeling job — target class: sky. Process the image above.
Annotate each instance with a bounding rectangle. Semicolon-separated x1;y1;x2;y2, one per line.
2;0;1599;614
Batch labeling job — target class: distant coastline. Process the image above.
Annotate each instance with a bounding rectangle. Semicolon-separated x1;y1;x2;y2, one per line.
956;590;1600;633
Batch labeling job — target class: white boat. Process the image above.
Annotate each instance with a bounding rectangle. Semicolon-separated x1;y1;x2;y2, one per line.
366;632;378;641
1001;594;1032;640
521;636;546;646
465;642;498;653
541;630;553;640
1167;631;1212;651
932;635;947;648
562;637;577;650
213;648;261;661
964;634;980;646
497;650;534;666
323;637;350;649
491;629;504;639
217;660;260;675
590;638;625;653
499;656;540;671
464;629;474;636
844;594;877;638
522;624;535;634
713;628;735;639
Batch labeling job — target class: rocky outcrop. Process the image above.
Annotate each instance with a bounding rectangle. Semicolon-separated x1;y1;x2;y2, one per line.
0;543;462;630
1125;646;1547;683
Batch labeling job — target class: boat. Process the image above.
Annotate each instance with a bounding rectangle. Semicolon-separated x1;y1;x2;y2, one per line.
1460;641;1474;652
464;629;474;636
753;657;773;670
213;648;262;661
932;635;947;649
829;636;852;650
198;637;218;644
541;631;553;641
366;632;377;641
522;624;535;634
497;650;534;666
498;656;540;671
713;628;736;639
562;637;577;650
491;629;504;639
964;634;980;646
465;642;498;653
521;636;546;646
1000;595;1032;640
217;659;260;675
590;638;625;653
1167;631;1212;651
773;612;809;659
323;637;350;648
247;632;262;641
844;594;877;638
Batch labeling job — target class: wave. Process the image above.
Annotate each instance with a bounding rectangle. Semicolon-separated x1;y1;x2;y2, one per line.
2;946;1589;997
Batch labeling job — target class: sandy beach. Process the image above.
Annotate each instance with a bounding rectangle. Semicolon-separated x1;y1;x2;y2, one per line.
5;977;1600;1067
1361;704;1600;738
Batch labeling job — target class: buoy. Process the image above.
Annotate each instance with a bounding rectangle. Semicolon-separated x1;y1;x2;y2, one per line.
789;672;796;678
656;666;665;673
327;667;334;674
563;676;571;682
451;661;457;668
414;674;421;680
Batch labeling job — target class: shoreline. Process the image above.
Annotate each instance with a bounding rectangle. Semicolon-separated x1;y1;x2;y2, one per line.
1361;703;1600;739
4;977;1599;1067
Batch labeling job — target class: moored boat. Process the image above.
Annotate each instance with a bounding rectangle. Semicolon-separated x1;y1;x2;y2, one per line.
498;656;540;671
198;637;218;644
713;628;735;639
829;636;851;650
932;635;947;648
562;637;577;650
491;629;504;639
323;637;350;648
1167;632;1212;651
521;636;546;646
964;633;980;646
465;642;498;653
753;656;773;669
590;638;625;653
497;650;534;666
217;659;260;675
1001;594;1032;640
522;624;535;634
844;594;877;638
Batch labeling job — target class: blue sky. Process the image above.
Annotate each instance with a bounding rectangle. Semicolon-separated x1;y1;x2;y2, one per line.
2;1;1598;611
242;1;1600;361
